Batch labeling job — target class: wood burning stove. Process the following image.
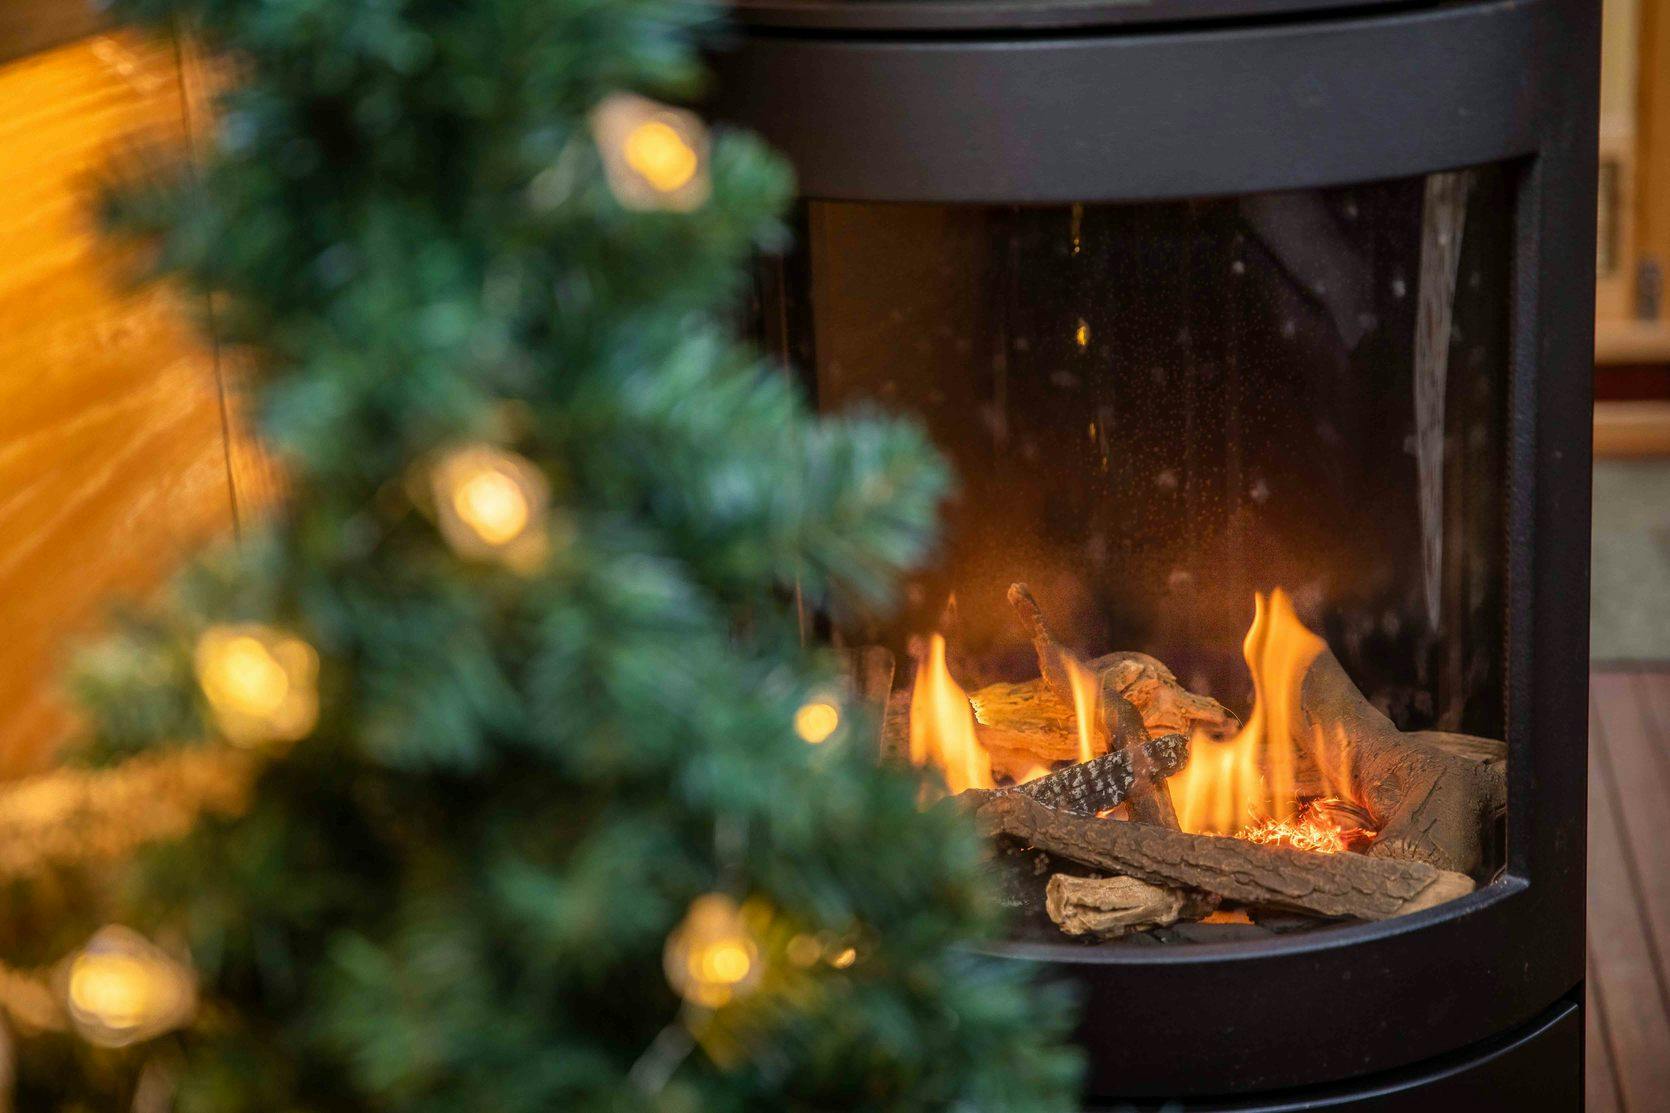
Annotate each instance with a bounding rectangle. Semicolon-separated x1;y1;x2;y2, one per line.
712;0;1598;1106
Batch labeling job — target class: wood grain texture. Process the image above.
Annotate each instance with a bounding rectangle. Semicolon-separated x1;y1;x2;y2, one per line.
0;0;103;68
0;34;238;775
1637;0;1670;308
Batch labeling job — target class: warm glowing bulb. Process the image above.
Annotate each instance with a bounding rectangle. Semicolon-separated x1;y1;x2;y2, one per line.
694;940;753;985
60;927;195;1048
207;637;289;714
663;894;761;1009
196;625;319;746
430;445;550;570
794;699;840;744
452;468;530;546
1074;319;1090;349
623;120;699;193
591;93;710;212
828;946;858;970
69;954;152;1030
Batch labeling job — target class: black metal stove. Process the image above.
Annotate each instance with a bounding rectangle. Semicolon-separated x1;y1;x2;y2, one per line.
712;2;1597;1106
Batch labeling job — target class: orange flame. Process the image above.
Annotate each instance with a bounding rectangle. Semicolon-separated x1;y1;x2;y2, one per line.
908;635;993;793
1064;656;1103;765
1171;589;1328;836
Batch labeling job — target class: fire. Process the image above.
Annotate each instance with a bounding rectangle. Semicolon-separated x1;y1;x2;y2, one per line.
1237;817;1347;855
1064;656;1102;765
1170;589;1330;836
909;634;993;793
905;587;1365;843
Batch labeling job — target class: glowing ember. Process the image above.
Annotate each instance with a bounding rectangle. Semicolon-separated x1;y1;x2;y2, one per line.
1236;817;1348;854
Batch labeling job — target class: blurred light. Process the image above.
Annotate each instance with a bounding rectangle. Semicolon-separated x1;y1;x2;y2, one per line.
828;946;858;970
591;93;710;212
195;625;318;747
794;698;840;745
453;467;530;546
623;121;699;193
61;927;195;1048
430;445;550;571
785;933;823;968
663;894;761;1009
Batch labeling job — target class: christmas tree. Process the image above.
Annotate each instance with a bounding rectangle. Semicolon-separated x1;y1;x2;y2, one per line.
0;0;1082;1108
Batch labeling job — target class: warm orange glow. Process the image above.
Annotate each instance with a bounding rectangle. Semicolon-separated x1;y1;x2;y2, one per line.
1016;762;1053;784
1064;655;1102;765
195;625;319;747
62;926;196;1048
1171;589;1329;835
430;445;550;570
1236;816;1348;854
624;120;700;193
69;952;154;1031
663;894;760;1009
794;699;841;744
452;468;531;546
908;634;993;793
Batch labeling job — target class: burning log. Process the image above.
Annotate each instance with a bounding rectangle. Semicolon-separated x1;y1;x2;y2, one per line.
1006;583;1077;711
996;733;1190;815
1005;583;1236;739
1102;683;1179;828
1295;648;1507;876
1045;874;1217;939
975;791;1475;921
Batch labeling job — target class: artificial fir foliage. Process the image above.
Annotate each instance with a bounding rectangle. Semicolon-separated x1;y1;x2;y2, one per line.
0;0;1084;1108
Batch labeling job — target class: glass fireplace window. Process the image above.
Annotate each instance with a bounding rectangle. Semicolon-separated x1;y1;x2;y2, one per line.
754;167;1511;936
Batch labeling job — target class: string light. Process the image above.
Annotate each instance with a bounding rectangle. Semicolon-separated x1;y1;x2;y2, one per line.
591;93;710;212
195;625;318;747
793;696;841;745
430;445;550;571
828;946;858;970
663;894;760;1009
58;927;195;1048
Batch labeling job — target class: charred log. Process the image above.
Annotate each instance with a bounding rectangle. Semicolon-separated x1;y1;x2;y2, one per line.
975;792;1475;921
1103;682;1180;828
958;732;1190;815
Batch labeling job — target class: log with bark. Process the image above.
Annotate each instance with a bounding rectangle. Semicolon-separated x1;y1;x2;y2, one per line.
1293;648;1507;876
975;791;1475;921
960;732;1191;816
1102;681;1179;828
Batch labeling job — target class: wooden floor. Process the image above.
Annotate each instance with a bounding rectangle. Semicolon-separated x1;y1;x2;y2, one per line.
1586;667;1670;1112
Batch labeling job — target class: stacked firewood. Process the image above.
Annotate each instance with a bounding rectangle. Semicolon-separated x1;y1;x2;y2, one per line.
860;585;1507;940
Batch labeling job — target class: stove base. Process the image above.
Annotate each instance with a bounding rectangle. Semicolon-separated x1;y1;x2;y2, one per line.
1088;989;1582;1111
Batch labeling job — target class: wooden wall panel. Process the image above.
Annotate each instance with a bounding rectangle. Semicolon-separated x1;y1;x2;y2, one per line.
1638;0;1670;312
0;34;239;776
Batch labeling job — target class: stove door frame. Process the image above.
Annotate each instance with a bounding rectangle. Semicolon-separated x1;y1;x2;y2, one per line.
711;0;1597;1097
